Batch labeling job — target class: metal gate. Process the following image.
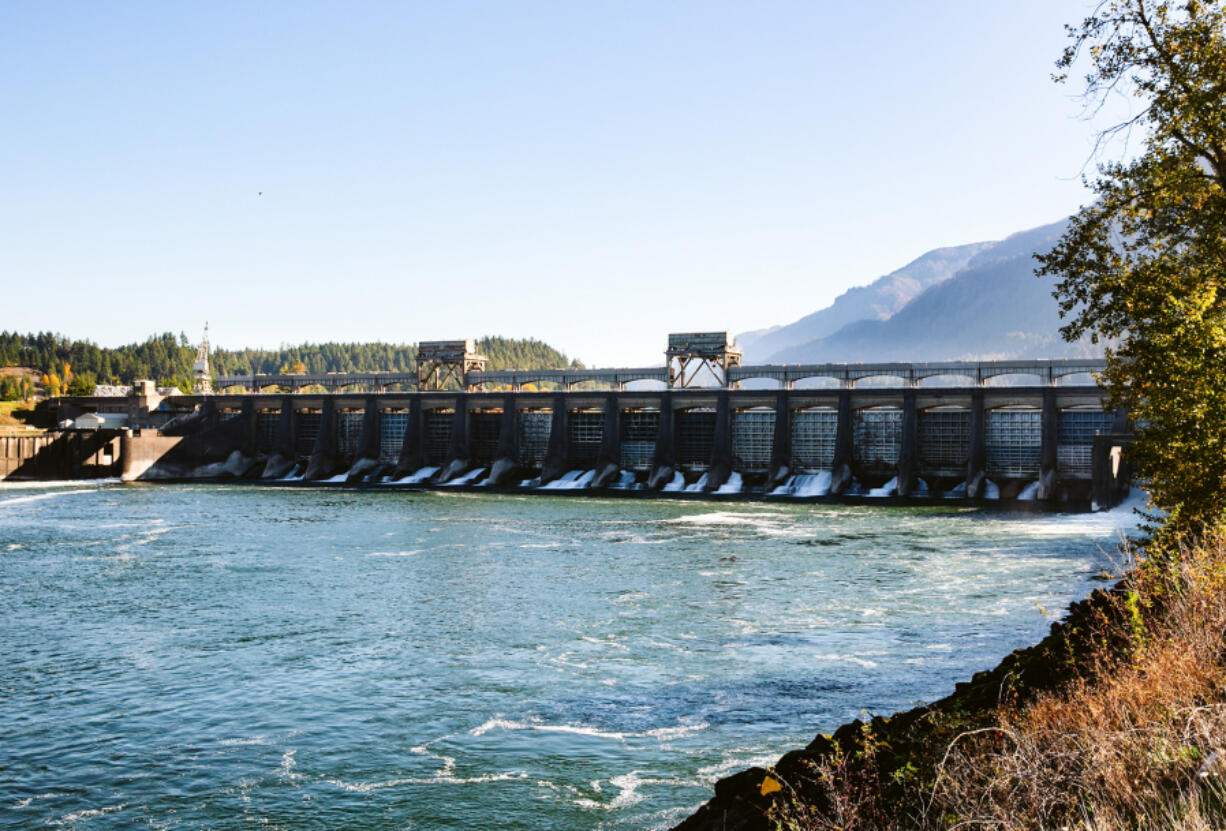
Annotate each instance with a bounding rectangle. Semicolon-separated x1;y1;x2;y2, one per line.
568;411;603;468
1058;409;1112;477
519;411;552;469
676;410;716;471
294;412;320;457
257;412;278;454
918;410;969;471
423;410;453;466
854;408;902;469
337;412;364;460
986;409;1041;477
469;412;502;466
380;412;407;464
620;409;659;471
732;411;774;472
792;409;837;472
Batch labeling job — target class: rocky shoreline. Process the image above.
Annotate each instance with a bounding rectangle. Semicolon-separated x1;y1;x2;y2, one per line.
672;581;1130;829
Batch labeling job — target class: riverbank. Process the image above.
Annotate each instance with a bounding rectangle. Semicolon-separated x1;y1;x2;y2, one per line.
675;491;1226;830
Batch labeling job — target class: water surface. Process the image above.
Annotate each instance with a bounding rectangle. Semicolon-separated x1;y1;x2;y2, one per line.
0;483;1137;829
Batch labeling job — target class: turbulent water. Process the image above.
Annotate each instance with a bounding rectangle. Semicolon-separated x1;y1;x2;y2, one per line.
0;482;1140;830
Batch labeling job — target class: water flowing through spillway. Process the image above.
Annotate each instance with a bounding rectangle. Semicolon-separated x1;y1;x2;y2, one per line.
0;483;1141;830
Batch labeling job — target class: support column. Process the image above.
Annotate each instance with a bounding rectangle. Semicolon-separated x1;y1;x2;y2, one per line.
704;392;733;492
238;397;258;459
346;395;383;482
896;390;919;497
488;395;521;487
1037;388;1059;500
647;393;676;490
261;395;297;479
765;391;792;492
540;394;570;485
591;394;623;488
830;390;855;495
966;391;987;499
202;397;220;431
304;398;337;481
1092;435;1129;511
393;398;425;479
435;396;471;483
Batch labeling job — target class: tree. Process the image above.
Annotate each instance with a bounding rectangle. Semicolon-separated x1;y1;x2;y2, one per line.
67;372;96;396
1037;0;1226;536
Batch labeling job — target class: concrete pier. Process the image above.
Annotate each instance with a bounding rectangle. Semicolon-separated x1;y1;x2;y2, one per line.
592;395;622;488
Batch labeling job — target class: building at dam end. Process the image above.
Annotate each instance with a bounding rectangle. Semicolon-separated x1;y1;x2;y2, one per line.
10;333;1131;509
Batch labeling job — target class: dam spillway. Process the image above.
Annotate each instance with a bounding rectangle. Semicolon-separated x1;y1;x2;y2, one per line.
96;364;1130;507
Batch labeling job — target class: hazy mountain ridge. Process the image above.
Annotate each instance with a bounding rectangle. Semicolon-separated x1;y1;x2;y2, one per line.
752;218;1100;363
739;240;995;361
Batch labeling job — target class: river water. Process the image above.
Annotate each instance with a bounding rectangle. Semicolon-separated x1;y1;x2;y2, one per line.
0;482;1139;830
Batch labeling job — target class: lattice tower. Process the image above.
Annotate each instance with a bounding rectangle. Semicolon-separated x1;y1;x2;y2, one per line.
193;323;213;395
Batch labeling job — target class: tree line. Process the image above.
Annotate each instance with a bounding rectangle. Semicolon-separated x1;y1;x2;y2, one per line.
0;331;584;393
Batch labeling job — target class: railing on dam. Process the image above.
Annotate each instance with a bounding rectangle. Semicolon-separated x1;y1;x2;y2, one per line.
212;359;1105;393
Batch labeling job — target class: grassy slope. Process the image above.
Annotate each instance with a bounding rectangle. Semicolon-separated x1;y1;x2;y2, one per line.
0;400;42;432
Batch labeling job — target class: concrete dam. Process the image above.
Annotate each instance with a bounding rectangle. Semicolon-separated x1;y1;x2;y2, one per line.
80;336;1128;508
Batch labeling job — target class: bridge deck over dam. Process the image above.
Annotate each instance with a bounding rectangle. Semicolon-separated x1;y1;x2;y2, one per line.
211;358;1107;392
98;370;1130;508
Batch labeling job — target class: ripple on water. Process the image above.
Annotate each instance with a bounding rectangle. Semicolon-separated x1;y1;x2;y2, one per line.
0;485;1141;830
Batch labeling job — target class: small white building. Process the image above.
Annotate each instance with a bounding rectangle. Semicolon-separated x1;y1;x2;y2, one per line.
71;412;129;430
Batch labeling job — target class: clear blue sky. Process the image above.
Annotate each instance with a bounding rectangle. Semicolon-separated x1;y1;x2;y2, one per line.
2;2;1107;367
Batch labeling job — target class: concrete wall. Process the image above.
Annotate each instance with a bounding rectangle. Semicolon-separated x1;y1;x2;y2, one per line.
120;433;186;481
0;430;124;480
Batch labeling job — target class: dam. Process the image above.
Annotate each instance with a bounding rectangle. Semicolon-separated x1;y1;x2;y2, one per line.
44;335;1129;507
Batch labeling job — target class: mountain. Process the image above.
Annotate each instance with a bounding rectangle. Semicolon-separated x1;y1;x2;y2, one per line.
739;240;996;361
766;218;1100;363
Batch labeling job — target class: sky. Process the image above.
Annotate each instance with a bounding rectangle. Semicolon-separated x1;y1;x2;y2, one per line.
2;2;1117;367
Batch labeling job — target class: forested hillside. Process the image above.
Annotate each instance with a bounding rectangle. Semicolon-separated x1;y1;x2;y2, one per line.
0;332;582;392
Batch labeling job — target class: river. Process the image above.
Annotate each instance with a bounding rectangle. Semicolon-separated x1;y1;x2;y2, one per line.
0;482;1140;830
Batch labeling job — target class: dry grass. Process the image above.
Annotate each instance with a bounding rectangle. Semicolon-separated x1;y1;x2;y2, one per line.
0;400;41;431
767;531;1226;831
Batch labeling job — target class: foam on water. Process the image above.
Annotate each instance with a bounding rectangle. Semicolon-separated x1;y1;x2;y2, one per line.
1016;480;1041;501
574;772;647;810
682;474;708;493
442;467;487;486
0;488;98;507
660;472;686;492
540;470;595;490
867;476;898;497
715;472;743;494
771;471;831;497
667;511;747;526
0;478;120;491
388;466;438;485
